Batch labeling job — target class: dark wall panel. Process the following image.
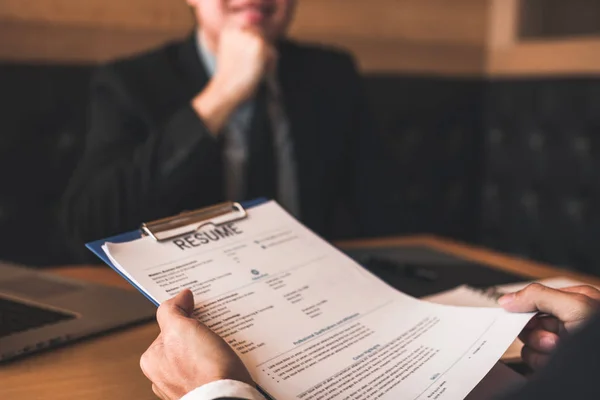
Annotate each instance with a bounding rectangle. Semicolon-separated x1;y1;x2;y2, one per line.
364;76;484;241
2;62;600;277
482;78;600;275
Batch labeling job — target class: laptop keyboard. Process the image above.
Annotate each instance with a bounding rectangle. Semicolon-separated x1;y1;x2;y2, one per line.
0;297;76;337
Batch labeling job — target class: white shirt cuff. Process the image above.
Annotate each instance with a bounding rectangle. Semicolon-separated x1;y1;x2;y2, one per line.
181;379;266;400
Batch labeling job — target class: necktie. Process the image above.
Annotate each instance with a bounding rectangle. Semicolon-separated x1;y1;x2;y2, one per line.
246;83;278;201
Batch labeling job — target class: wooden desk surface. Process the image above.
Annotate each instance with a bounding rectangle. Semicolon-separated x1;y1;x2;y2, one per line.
2;235;600;400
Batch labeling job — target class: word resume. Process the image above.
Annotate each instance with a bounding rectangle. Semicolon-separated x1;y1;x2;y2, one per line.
104;201;533;400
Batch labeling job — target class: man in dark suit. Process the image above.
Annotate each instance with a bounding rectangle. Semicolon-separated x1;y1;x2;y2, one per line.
61;0;389;254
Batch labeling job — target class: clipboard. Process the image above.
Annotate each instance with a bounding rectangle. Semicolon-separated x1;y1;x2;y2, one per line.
86;198;267;306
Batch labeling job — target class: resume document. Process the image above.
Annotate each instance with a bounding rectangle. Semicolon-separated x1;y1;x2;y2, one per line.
104;201;533;400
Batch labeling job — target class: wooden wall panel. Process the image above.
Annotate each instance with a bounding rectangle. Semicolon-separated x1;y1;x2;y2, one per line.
5;0;599;76
487;38;600;77
0;20;189;64
0;0;489;75
519;0;600;39
289;0;488;74
0;0;193;63
0;0;194;30
486;0;600;76
289;0;488;46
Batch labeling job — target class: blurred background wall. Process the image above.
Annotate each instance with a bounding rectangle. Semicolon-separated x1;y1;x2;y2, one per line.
1;0;600;276
0;0;488;71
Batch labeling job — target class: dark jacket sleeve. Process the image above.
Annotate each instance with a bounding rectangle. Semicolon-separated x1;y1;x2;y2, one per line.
61;66;219;259
497;313;600;399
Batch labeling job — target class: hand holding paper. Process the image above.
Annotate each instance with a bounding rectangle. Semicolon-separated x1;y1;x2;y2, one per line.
498;283;600;370
98;201;536;400
140;290;253;399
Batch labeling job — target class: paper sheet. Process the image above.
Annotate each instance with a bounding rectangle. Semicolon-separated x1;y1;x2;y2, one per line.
104;201;533;400
423;277;593;362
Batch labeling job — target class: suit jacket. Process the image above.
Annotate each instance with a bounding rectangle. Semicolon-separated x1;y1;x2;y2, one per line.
61;34;391;260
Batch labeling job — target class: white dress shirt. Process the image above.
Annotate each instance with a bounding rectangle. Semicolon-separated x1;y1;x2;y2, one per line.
181;379;266;400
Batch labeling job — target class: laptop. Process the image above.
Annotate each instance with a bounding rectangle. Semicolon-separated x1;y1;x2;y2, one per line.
0;262;155;362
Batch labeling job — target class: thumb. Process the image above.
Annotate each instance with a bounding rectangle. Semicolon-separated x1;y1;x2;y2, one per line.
499;283;594;323
156;289;195;330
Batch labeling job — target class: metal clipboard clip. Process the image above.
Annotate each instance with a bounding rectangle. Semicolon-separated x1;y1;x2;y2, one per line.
140;202;248;242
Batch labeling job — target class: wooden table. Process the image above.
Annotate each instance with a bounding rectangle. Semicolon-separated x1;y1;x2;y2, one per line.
2;235;600;400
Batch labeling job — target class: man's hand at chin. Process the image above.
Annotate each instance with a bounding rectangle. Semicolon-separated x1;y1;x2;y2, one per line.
192;24;277;135
140;290;253;400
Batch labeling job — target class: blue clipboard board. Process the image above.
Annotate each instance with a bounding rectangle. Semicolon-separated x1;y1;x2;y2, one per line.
86;198;267;306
